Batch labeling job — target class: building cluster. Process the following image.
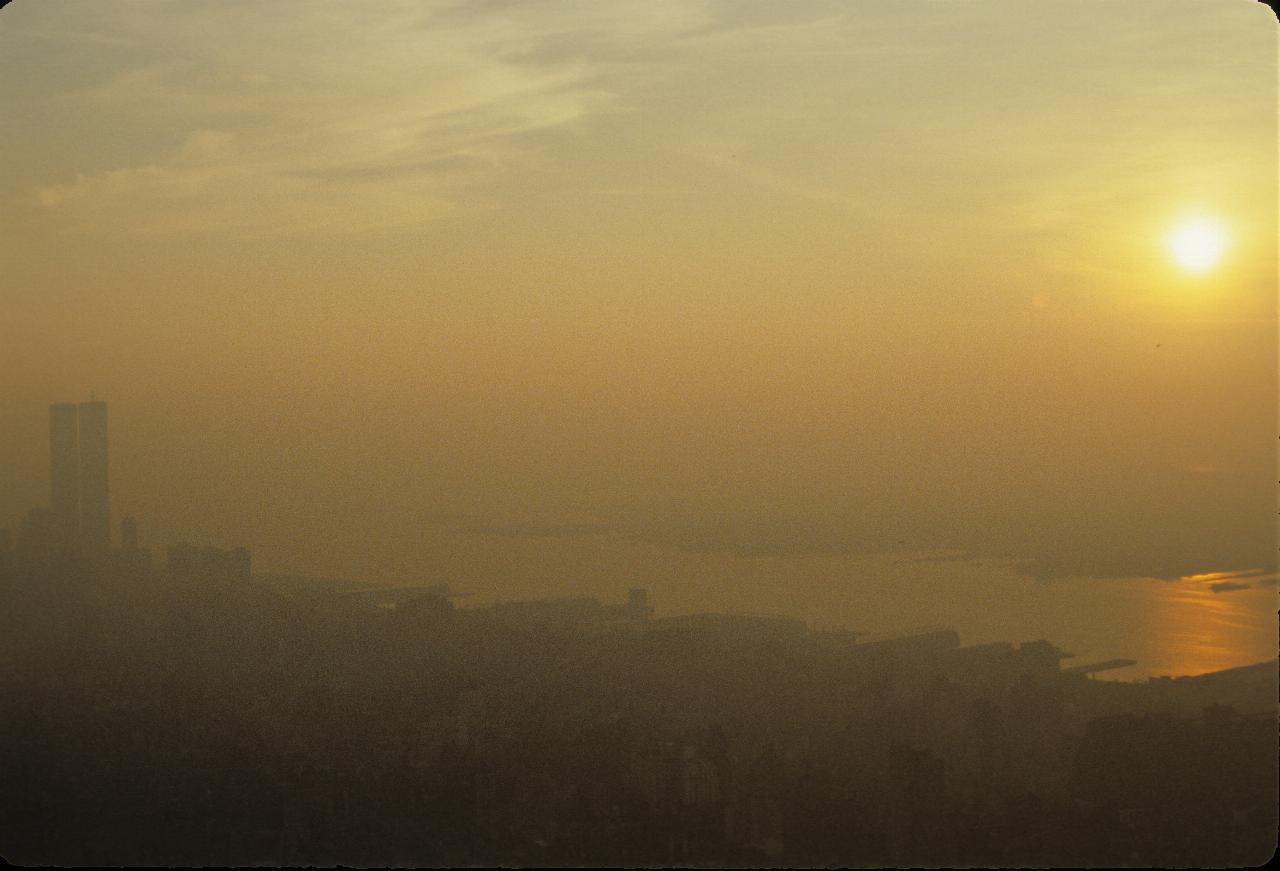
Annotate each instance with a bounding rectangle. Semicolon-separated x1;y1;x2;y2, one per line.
239;603;1274;868
1;401;248;585
0;401;1274;867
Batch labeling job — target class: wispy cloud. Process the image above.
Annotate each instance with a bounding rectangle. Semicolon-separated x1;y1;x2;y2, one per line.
23;0;719;236
1181;568;1269;583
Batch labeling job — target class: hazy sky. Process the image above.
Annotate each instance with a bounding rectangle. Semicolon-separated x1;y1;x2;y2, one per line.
1;1;1276;648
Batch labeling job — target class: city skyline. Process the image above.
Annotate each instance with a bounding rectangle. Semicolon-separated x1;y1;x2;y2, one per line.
3;395;1275;681
0;1;1276;866
2;2;1274;599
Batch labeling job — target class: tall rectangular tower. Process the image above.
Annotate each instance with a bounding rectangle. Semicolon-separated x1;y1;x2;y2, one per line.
77;400;109;553
49;403;79;547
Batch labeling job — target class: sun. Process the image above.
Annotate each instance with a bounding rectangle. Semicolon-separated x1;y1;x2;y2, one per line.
1167;216;1227;273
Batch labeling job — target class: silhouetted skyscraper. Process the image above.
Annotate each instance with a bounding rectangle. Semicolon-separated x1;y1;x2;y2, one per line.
49;403;79;548
77;400;109;553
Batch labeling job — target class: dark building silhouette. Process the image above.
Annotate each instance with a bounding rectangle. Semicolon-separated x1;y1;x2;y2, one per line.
77;400;109;553
48;402;79;548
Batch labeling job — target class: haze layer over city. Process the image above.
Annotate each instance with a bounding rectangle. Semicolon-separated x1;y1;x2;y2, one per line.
3;0;1276;678
0;1;1277;867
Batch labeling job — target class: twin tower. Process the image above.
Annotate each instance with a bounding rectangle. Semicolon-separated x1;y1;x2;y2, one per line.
49;400;109;553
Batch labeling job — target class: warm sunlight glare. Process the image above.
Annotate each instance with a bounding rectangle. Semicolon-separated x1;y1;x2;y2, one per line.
1168;216;1227;273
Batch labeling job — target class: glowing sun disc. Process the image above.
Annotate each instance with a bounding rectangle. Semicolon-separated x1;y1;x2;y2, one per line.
1168;217;1226;273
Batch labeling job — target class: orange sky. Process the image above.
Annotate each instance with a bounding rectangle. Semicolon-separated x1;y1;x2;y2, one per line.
0;1;1276;665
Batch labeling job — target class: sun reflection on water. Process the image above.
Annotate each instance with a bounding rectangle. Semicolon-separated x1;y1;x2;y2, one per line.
1137;571;1278;679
